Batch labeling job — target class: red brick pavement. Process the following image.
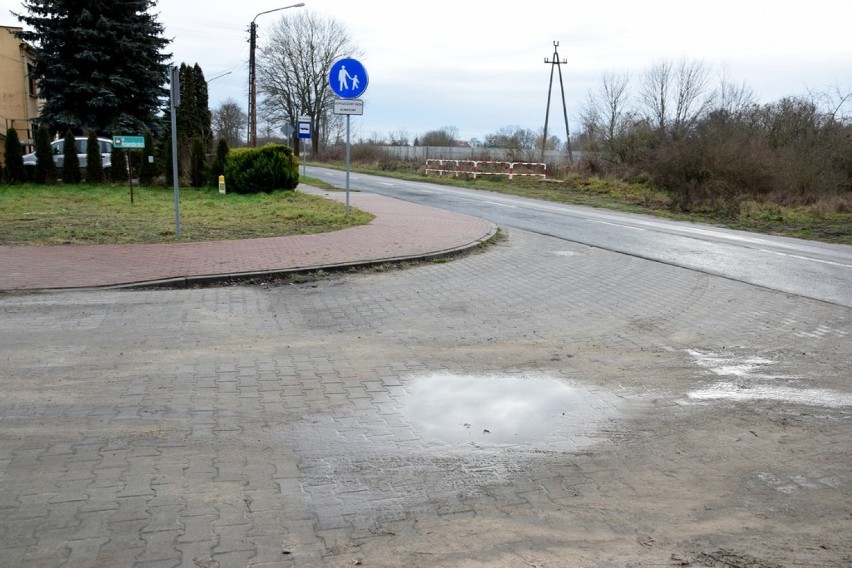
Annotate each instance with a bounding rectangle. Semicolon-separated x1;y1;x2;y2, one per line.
0;190;496;291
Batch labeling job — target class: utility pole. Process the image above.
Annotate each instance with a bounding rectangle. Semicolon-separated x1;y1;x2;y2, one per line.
248;19;258;148
542;41;573;165
248;3;305;149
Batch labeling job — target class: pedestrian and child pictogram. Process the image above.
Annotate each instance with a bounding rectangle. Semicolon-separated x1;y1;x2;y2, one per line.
329;58;368;99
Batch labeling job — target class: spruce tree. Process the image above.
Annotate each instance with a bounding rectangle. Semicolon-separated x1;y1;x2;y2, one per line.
86;131;104;183
4;127;25;184
34;123;56;184
62;129;81;183
14;1;171;133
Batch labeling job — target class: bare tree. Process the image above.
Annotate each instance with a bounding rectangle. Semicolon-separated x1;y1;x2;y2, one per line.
387;129;410;146
484;125;537;150
580;71;632;162
672;59;712;138
418;126;459;147
257;11;360;154
212;98;247;148
535;130;561;152
712;66;756;118
810;83;852;124
638;60;673;135
358;131;387;144
639;59;711;139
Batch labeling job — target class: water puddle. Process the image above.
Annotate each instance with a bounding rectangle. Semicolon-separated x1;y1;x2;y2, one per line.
401;372;619;449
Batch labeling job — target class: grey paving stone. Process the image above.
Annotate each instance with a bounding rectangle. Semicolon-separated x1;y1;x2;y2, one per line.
0;227;849;567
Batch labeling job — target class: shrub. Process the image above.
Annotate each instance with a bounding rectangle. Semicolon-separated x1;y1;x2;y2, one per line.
85;131;105;183
223;144;298;194
3;127;24;183
62;129;81;183
34;123;56;184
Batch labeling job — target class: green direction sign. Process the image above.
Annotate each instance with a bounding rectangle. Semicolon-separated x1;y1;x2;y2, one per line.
113;135;145;149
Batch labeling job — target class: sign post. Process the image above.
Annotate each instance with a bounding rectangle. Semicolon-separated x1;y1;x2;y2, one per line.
169;65;181;237
329;58;369;216
113;135;146;204
297;116;311;176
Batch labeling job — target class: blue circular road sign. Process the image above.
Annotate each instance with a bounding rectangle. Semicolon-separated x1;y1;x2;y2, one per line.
329;57;368;99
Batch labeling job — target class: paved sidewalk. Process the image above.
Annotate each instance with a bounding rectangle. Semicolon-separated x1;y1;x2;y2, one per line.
0;187;496;291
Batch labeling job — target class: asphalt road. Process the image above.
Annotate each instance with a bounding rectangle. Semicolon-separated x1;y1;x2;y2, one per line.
305;166;852;308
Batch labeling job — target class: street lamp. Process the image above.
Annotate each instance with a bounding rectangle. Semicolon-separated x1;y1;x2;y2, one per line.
248;2;305;148
207;71;232;84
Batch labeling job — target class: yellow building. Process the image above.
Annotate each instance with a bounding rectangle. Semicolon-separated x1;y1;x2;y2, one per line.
0;25;43;165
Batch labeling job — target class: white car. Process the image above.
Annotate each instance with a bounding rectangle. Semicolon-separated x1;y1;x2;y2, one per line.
23;136;113;176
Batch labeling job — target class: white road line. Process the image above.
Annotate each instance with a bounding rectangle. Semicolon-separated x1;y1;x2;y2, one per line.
758;249;852;269
588;220;646;231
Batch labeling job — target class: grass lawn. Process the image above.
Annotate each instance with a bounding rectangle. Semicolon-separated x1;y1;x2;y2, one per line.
0;179;373;246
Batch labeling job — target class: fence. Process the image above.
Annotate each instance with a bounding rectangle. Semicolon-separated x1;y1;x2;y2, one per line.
424;159;547;180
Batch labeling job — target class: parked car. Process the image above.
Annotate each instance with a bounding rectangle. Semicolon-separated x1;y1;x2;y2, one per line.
23;136;112;177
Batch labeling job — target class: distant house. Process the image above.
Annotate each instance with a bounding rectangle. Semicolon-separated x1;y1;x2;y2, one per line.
0;25;43;166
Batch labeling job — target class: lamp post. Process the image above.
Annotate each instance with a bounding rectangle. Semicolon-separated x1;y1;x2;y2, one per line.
248;2;304;148
207;71;232;84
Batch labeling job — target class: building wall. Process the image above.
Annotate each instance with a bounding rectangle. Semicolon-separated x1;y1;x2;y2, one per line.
0;25;42;165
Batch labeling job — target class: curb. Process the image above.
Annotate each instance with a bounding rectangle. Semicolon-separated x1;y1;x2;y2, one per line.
47;223;500;291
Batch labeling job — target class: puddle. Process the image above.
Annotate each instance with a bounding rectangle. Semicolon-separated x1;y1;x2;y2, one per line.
401;372;619;449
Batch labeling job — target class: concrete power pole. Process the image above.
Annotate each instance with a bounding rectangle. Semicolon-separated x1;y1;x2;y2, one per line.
248;20;257;148
542;41;573;165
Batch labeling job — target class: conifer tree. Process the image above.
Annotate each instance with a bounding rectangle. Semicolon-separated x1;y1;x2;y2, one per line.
34;123;56;184
62;130;81;183
4;127;25;183
85;131;104;183
14;0;171;133
210;137;229;187
190;138;206;187
175;63;213;174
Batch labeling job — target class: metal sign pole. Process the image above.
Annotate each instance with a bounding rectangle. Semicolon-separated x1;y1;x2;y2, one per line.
327;57;368;219
345;114;351;216
170;65;181;237
128;151;134;204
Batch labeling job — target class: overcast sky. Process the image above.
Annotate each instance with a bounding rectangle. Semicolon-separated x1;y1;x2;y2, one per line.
6;0;851;143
